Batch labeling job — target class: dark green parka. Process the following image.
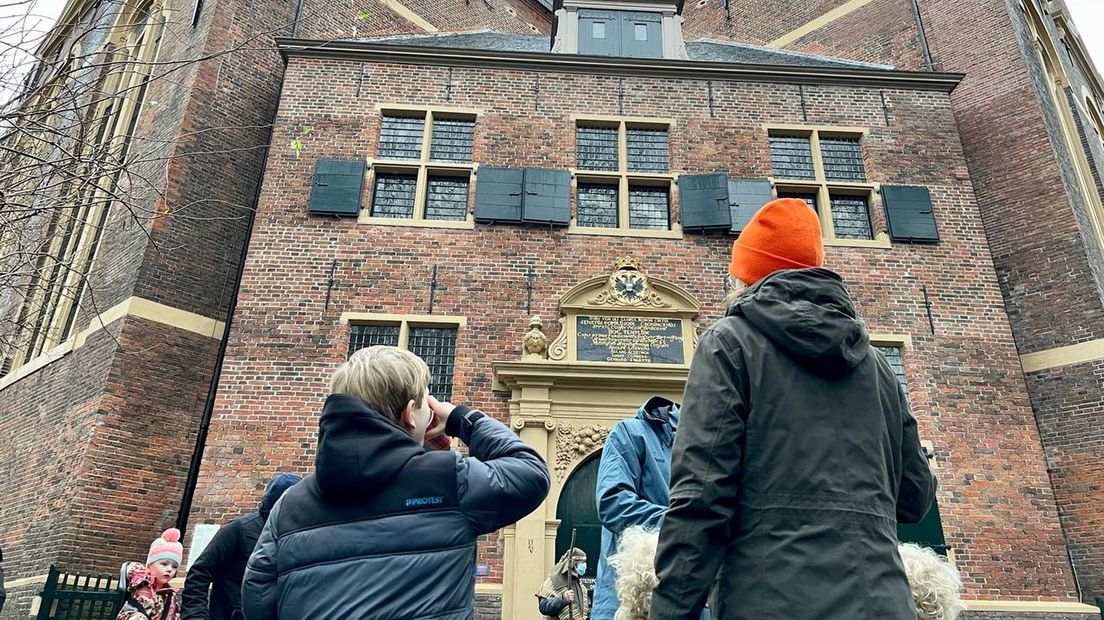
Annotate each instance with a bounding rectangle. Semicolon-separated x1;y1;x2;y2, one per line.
650;268;935;620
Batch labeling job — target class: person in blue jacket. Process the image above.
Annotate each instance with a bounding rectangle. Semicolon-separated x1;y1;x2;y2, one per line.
241;346;549;620
592;396;681;620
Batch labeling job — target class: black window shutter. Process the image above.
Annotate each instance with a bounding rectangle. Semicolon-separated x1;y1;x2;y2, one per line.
309;159;365;216
882;185;939;243
678;173;730;231
522;168;571;226
728;179;773;234
474;167;524;223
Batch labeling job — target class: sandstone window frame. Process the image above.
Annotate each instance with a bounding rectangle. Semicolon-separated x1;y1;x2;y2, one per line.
568;114;682;239
6;0;167;377
361;105;481;230
766;125;891;250
1019;0;1104;261
342;313;467;402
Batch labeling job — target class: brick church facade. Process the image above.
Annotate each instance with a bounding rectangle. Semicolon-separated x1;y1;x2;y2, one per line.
1;0;1103;619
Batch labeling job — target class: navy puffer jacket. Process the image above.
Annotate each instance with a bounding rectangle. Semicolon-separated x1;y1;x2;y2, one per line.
242;394;550;620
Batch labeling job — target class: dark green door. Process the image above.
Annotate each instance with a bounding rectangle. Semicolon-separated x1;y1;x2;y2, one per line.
556;452;602;578
898;497;948;556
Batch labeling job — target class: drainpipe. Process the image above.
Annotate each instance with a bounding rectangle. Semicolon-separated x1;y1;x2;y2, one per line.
175;78;282;536
912;0;934;71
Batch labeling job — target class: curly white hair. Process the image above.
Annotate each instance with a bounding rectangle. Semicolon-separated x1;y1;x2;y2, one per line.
898;543;966;620
609;526;660;620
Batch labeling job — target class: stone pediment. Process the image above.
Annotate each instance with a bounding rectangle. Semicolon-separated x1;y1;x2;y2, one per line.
546;257;702;365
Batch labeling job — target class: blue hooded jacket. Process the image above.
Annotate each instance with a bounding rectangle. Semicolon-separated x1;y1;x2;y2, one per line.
592;396;679;620
241;394;549;620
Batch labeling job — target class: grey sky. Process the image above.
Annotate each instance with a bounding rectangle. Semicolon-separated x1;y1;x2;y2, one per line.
1064;0;1103;71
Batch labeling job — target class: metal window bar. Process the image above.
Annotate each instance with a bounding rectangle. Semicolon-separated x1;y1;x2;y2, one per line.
777;191;819;212
576;126;619;171
829;194;874;240
349;325;401;355
425;176;469;221
820;137;867;181
408;327;458;401
628;186;669;230
429;118;475;162
378;115;425;160
769;135;816;180
576;184;619;228
626;127;669;172
371;173;418;218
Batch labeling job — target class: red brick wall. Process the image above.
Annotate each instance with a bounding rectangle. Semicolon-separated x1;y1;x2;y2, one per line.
0;328;118;583
187;55;1079;600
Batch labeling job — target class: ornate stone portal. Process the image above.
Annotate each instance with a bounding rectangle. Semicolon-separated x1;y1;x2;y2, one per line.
491;258;701;620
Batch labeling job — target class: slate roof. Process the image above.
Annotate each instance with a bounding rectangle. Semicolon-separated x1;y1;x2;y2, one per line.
357;31;894;70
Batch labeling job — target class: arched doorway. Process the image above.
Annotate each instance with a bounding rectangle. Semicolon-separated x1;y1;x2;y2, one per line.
555;451;602;579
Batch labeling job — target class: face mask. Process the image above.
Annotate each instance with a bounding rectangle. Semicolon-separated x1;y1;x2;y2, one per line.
575;562;587;575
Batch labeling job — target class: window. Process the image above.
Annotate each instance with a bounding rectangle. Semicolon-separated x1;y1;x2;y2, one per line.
7;0;165;376
573;118;676;236
347;318;461;401
368;109;477;227
769;129;877;242
875;344;908;395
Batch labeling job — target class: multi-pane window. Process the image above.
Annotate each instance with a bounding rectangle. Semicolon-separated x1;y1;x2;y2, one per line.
369;109;476;225
576;126;618;171
576;183;620;228
574;119;674;233
371;173;417;218
769;129;877;242
379;116;425;160
769;136;815;180
348;321;460;401
628;186;669;229
7;0;165;376
875;345;908;395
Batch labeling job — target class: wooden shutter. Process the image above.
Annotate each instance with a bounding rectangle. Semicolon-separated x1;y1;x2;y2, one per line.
308;159;364;216
522;168;571;226
474;167;524;223
579;9;620;56
620;11;662;59
728;179;773;234
882;185;939;243
678;173;730;231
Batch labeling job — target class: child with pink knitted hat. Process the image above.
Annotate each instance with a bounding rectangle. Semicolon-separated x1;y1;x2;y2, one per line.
117;528;182;620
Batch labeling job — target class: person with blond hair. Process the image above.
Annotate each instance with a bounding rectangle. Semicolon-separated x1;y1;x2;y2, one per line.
649;199;936;620
613;528;963;620
243;345;550;619
898;543;965;620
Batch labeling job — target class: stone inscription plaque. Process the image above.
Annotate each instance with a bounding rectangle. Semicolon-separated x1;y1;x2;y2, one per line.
576;315;684;364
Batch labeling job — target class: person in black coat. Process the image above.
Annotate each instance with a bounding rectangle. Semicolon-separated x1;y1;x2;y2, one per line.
180;473;301;620
0;547;7;614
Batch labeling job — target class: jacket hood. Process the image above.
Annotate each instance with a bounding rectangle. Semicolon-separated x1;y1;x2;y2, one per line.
259;472;302;519
315;393;425;502
637;396;680;447
731;268;869;375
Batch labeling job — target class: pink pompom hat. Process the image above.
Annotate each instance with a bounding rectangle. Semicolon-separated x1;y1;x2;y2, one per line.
147;528;183;565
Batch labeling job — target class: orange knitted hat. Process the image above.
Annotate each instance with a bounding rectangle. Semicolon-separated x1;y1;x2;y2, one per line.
729;198;825;286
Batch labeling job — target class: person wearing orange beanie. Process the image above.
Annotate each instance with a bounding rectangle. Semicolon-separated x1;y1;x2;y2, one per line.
650;199;936;620
728;198;825;288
